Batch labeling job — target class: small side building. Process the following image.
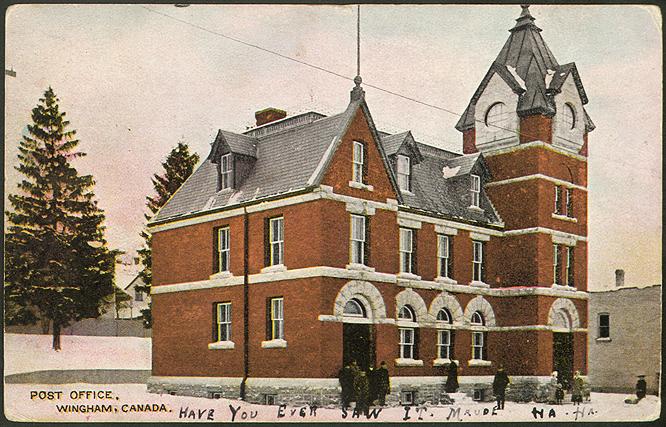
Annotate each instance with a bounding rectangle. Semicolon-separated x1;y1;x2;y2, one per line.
588;270;661;394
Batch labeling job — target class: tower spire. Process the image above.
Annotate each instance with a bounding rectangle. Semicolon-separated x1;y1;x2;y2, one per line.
511;4;540;32
350;4;365;101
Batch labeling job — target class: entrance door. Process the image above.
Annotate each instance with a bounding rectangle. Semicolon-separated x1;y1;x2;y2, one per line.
553;332;574;390
343;323;375;371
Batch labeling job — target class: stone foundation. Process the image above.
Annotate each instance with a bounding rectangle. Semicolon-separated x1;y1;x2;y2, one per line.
147;375;554;406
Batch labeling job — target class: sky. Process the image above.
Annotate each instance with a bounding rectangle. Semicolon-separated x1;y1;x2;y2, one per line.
4;4;662;290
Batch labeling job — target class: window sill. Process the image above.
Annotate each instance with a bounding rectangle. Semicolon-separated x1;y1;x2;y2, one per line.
395;358;424;367
210;271;233;280
400;189;414;196
552;213;578;223
435;276;457;285
595;337;612;342
468;359;492;367
468;205;484;212
261;339;288;349
346;263;375;272
397;272;422;281
260;264;287;274
216;187;234;195
208;341;235;350
470;280;490;288
348;181;374;192
551;284;576;291
433;358;459;367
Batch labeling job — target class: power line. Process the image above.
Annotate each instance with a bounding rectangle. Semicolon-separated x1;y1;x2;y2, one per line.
138;5;594;150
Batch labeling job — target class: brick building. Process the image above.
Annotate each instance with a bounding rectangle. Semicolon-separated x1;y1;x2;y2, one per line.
147;6;593;404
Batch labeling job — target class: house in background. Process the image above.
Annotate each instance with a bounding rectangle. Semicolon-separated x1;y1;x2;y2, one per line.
588;270;661;395
110;255;150;320
147;5;592;405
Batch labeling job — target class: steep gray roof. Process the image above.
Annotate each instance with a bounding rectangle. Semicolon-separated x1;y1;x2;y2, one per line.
400;146;502;225
153;99;502;228
456;6;593;131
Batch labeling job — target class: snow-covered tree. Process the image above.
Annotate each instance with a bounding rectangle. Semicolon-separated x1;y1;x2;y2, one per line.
136;141;199;326
4;87;115;350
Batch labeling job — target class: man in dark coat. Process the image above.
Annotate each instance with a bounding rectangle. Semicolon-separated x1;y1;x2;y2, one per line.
338;363;354;409
367;365;377;405
374;361;390;406
354;371;370;415
492;366;510;410
636;375;647;400
445;361;459;393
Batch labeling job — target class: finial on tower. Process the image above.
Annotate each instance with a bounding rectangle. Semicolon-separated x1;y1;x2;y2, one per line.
350;5;365;101
511;3;539;32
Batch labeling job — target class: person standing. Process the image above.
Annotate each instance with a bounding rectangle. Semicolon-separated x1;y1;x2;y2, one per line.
374;361;391;406
492;366;510;410
445;361;459;393
571;371;584;405
636;375;647;400
338;363;354;409
547;371;559;404
368;365;377;405
354;371;370;416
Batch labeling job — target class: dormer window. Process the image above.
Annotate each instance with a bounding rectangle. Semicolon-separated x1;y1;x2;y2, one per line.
470;174;481;207
397;155;411;192
220;153;233;190
352;141;365;183
563;103;576;130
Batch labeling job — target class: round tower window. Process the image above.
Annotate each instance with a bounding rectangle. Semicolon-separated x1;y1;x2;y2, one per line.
563;103;576;129
484;102;507;131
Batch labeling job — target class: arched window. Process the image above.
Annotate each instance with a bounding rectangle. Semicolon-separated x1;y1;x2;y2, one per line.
484;102;507;130
471;311;485;326
343;298;366;318
437;308;452;323
398;305;416;321
563;103;576;130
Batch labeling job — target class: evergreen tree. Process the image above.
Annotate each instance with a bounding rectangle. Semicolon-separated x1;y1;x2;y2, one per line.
136;141;199;327
5;87;115;350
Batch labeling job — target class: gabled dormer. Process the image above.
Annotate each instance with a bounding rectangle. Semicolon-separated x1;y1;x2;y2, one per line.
210;130;258;191
381;131;424;194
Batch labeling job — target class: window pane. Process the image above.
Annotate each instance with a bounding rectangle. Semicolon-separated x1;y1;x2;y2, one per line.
400;229;412;252
397;155;410;173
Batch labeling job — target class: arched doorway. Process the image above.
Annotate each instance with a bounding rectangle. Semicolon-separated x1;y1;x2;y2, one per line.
342;298;376;371
548;299;581;390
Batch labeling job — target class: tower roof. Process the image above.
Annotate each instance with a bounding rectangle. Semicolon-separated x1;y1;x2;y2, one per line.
456;5;593;132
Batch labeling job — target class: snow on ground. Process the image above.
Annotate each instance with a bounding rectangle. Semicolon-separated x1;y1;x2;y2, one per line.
3;333;151;375
3;384;661;423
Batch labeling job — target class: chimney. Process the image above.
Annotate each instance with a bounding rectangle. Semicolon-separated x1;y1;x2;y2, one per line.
615;269;625;287
255;107;287;126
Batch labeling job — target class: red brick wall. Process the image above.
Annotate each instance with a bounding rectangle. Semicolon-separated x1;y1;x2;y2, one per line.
322;107;397;202
462;128;477;154
519;115;553;144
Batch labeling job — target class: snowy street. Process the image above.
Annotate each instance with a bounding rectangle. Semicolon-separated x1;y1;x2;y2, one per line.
3;334;660;422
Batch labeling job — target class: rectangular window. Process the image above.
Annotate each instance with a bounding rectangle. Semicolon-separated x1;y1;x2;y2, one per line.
437;234;453;279
553;244;562;285
471;175;481;207
437;329;451;359
472;331;485;360
217;226;230;273
221;153;233;190
472;241;484;282
401;391;415;406
352;141;364;183
350;215;366;265
134;288;143;302
264;394;277;405
269;297;284;340
566;246;575;287
215;302;232;342
566;188;574;217
598;313;610;338
399;327;415;359
269;217;284;266
397;155;411;191
399;228;414;274
554;185;562;214
473;389;485;401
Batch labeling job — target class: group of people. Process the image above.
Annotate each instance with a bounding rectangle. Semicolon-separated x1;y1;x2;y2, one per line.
338;361;390;414
548;370;589;405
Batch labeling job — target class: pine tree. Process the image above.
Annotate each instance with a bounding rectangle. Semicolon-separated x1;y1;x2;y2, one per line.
136;141;199;327
5;87;115;350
